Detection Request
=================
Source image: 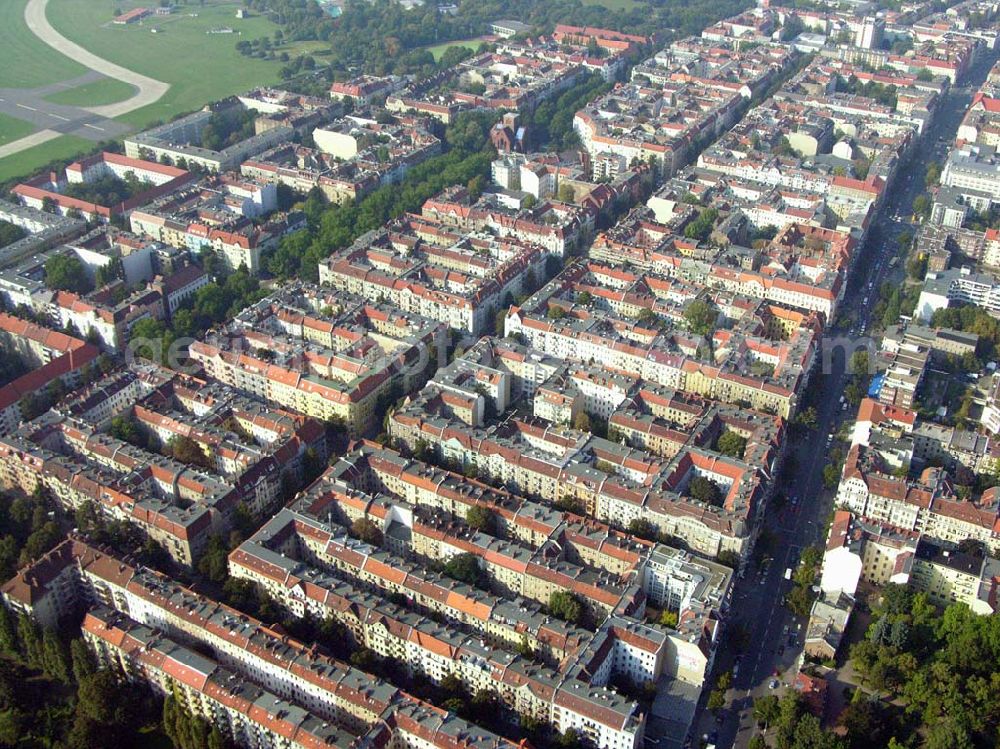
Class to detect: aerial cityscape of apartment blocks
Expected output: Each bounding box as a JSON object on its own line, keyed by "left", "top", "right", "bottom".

{"left": 2, "top": 0, "right": 1000, "bottom": 747}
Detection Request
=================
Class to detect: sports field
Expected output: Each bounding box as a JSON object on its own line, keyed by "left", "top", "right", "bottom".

{"left": 46, "top": 0, "right": 285, "bottom": 128}
{"left": 43, "top": 78, "right": 137, "bottom": 107}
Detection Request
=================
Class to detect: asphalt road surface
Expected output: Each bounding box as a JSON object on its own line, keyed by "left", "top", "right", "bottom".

{"left": 681, "top": 49, "right": 999, "bottom": 749}
{"left": 0, "top": 75, "right": 132, "bottom": 158}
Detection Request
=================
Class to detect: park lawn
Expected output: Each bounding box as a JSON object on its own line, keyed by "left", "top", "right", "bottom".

{"left": 425, "top": 38, "right": 489, "bottom": 61}
{"left": 0, "top": 134, "right": 92, "bottom": 183}
{"left": 0, "top": 114, "right": 37, "bottom": 147}
{"left": 43, "top": 78, "right": 137, "bottom": 107}
{"left": 0, "top": 0, "right": 87, "bottom": 88}
{"left": 47, "top": 0, "right": 285, "bottom": 129}
{"left": 280, "top": 39, "right": 333, "bottom": 58}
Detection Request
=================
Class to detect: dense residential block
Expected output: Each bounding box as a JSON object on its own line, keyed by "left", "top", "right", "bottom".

{"left": 189, "top": 284, "right": 447, "bottom": 433}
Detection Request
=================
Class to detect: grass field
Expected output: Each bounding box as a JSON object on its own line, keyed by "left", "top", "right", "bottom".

{"left": 43, "top": 77, "right": 137, "bottom": 107}
{"left": 0, "top": 0, "right": 87, "bottom": 89}
{"left": 47, "top": 0, "right": 285, "bottom": 128}
{"left": 581, "top": 0, "right": 642, "bottom": 8}
{"left": 0, "top": 115, "right": 37, "bottom": 147}
{"left": 424, "top": 38, "right": 491, "bottom": 61}
{"left": 0, "top": 135, "right": 92, "bottom": 183}
{"left": 281, "top": 39, "right": 333, "bottom": 58}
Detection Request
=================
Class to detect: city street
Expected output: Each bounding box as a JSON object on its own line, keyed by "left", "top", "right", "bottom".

{"left": 684, "top": 50, "right": 1000, "bottom": 749}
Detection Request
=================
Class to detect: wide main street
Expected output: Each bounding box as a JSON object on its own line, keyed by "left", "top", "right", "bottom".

{"left": 683, "top": 50, "right": 1000, "bottom": 749}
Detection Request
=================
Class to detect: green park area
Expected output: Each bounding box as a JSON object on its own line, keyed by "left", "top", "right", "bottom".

{"left": 0, "top": 0, "right": 85, "bottom": 89}
{"left": 425, "top": 37, "right": 490, "bottom": 62}
{"left": 46, "top": 0, "right": 285, "bottom": 128}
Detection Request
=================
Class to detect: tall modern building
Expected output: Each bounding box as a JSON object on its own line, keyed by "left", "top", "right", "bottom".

{"left": 856, "top": 17, "right": 884, "bottom": 50}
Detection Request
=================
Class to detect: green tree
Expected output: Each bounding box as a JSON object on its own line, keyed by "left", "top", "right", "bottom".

{"left": 844, "top": 381, "right": 864, "bottom": 406}
{"left": 548, "top": 590, "right": 584, "bottom": 625}
{"left": 0, "top": 220, "right": 27, "bottom": 248}
{"left": 70, "top": 638, "right": 96, "bottom": 684}
{"left": 707, "top": 688, "right": 726, "bottom": 711}
{"left": 0, "top": 606, "right": 16, "bottom": 655}
{"left": 41, "top": 629, "right": 70, "bottom": 684}
{"left": 16, "top": 614, "right": 42, "bottom": 669}
{"left": 919, "top": 162, "right": 943, "bottom": 193}
{"left": 924, "top": 719, "right": 973, "bottom": 749}
{"left": 465, "top": 505, "right": 494, "bottom": 533}
{"left": 129, "top": 318, "right": 174, "bottom": 366}
{"left": 627, "top": 518, "right": 657, "bottom": 541}
{"left": 684, "top": 298, "right": 717, "bottom": 336}
{"left": 443, "top": 553, "right": 484, "bottom": 587}
{"left": 168, "top": 435, "right": 211, "bottom": 468}
{"left": 44, "top": 255, "right": 92, "bottom": 295}
{"left": 786, "top": 584, "right": 815, "bottom": 616}
{"left": 74, "top": 669, "right": 133, "bottom": 728}
{"left": 557, "top": 728, "right": 582, "bottom": 749}
{"left": 109, "top": 415, "right": 144, "bottom": 447}
{"left": 716, "top": 430, "right": 747, "bottom": 458}
{"left": 795, "top": 406, "right": 818, "bottom": 430}
{"left": 349, "top": 647, "right": 376, "bottom": 670}
{"left": 683, "top": 208, "right": 719, "bottom": 242}
{"left": 849, "top": 350, "right": 870, "bottom": 376}
{"left": 350, "top": 517, "right": 383, "bottom": 545}
{"left": 688, "top": 475, "right": 722, "bottom": 505}
{"left": 197, "top": 534, "right": 230, "bottom": 583}
{"left": 753, "top": 694, "right": 780, "bottom": 728}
